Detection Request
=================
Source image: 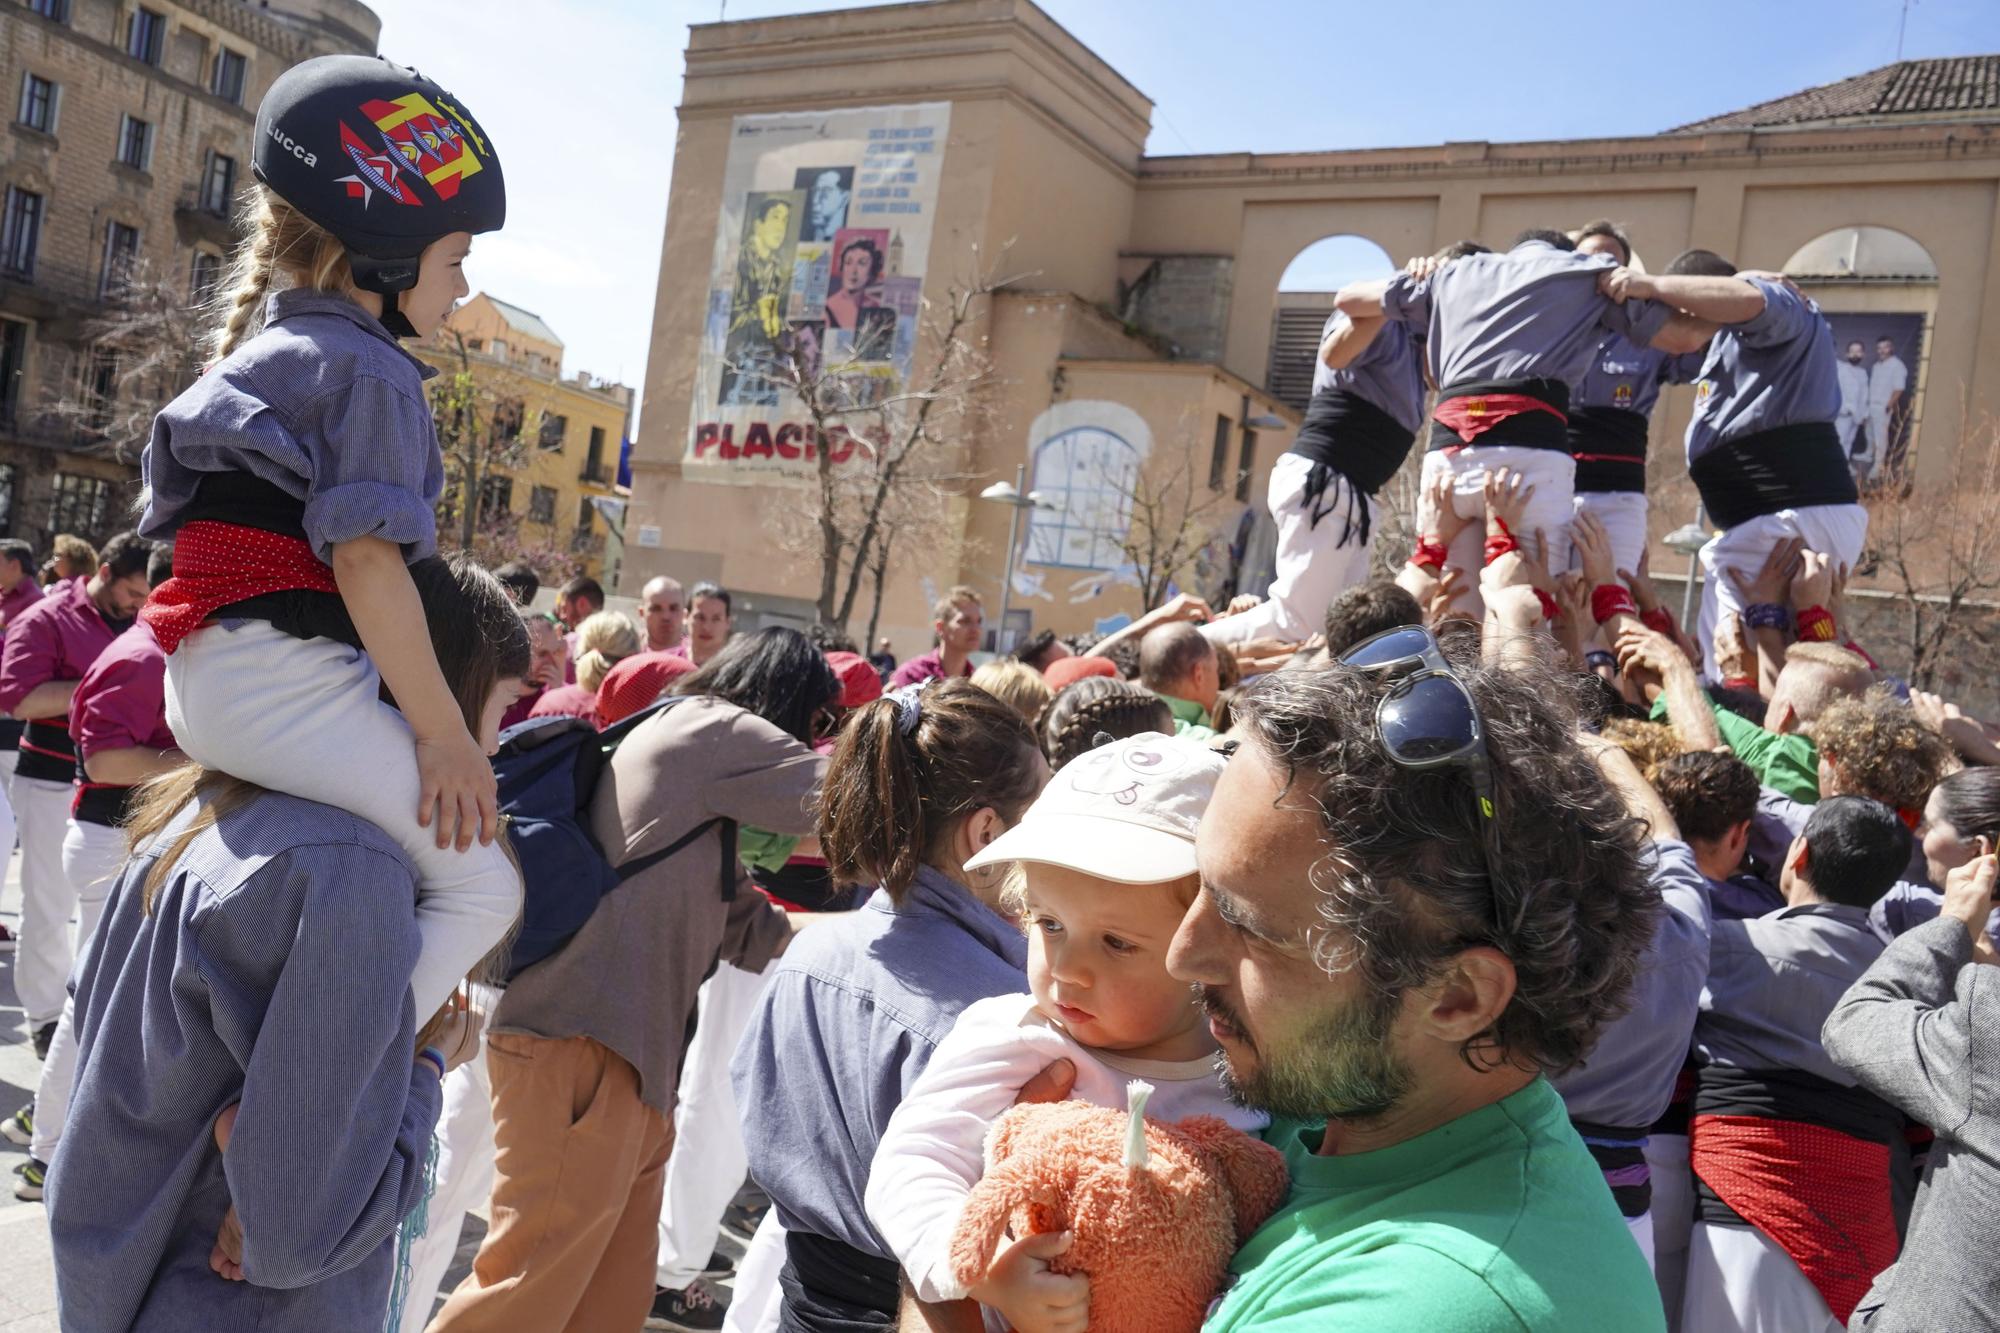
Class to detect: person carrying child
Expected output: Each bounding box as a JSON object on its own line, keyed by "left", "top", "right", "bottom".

{"left": 136, "top": 53, "right": 512, "bottom": 1019}
{"left": 866, "top": 731, "right": 1266, "bottom": 1333}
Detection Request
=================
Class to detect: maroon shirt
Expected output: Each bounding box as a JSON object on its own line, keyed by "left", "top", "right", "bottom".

{"left": 0, "top": 578, "right": 128, "bottom": 783}
{"left": 500, "top": 688, "right": 544, "bottom": 732}
{"left": 68, "top": 620, "right": 174, "bottom": 826}
{"left": 888, "top": 648, "right": 972, "bottom": 690}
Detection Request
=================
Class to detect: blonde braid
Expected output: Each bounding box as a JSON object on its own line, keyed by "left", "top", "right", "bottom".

{"left": 206, "top": 187, "right": 353, "bottom": 365}
{"left": 209, "top": 195, "right": 279, "bottom": 364}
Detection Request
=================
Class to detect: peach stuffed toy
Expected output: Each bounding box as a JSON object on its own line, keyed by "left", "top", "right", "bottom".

{"left": 947, "top": 1081, "right": 1289, "bottom": 1333}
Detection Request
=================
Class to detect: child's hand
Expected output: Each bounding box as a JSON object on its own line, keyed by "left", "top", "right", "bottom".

{"left": 211, "top": 1205, "right": 246, "bottom": 1281}
{"left": 969, "top": 1230, "right": 1090, "bottom": 1333}
{"left": 415, "top": 726, "right": 500, "bottom": 851}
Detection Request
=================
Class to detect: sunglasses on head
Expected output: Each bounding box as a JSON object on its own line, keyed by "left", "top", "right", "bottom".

{"left": 1338, "top": 625, "right": 1496, "bottom": 824}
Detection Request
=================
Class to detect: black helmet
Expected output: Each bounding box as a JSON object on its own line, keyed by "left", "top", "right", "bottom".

{"left": 253, "top": 54, "right": 504, "bottom": 335}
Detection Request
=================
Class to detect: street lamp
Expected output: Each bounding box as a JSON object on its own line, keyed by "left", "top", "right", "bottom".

{"left": 981, "top": 463, "right": 1057, "bottom": 653}
{"left": 1663, "top": 507, "right": 1712, "bottom": 631}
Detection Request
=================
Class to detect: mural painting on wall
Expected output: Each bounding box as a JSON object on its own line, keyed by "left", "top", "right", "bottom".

{"left": 687, "top": 102, "right": 951, "bottom": 484}
{"left": 1824, "top": 312, "right": 1924, "bottom": 485}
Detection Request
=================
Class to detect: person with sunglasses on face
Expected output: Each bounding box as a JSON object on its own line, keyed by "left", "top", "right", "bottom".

{"left": 1169, "top": 630, "right": 1674, "bottom": 1332}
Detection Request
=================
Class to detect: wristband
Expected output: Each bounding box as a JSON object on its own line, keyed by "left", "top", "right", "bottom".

{"left": 1585, "top": 649, "right": 1617, "bottom": 674}
{"left": 1796, "top": 605, "right": 1837, "bottom": 642}
{"left": 1411, "top": 538, "right": 1449, "bottom": 572}
{"left": 1590, "top": 585, "right": 1638, "bottom": 625}
{"left": 1743, "top": 602, "right": 1790, "bottom": 632}
{"left": 1534, "top": 588, "right": 1560, "bottom": 622}
{"left": 417, "top": 1047, "right": 446, "bottom": 1080}
{"left": 1640, "top": 607, "right": 1675, "bottom": 636}
{"left": 1483, "top": 518, "right": 1519, "bottom": 565}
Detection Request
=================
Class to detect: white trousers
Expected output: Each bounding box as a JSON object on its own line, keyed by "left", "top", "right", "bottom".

{"left": 14, "top": 775, "right": 76, "bottom": 1027}
{"left": 1681, "top": 1221, "right": 1845, "bottom": 1333}
{"left": 1646, "top": 1133, "right": 1694, "bottom": 1333}
{"left": 722, "top": 1210, "right": 787, "bottom": 1333}
{"left": 1422, "top": 446, "right": 1578, "bottom": 613}
{"left": 167, "top": 620, "right": 520, "bottom": 1018}
{"left": 1626, "top": 1211, "right": 1656, "bottom": 1273}
{"left": 1203, "top": 452, "right": 1377, "bottom": 648}
{"left": 1573, "top": 490, "right": 1650, "bottom": 587}
{"left": 657, "top": 964, "right": 768, "bottom": 1289}
{"left": 397, "top": 985, "right": 500, "bottom": 1333}
{"left": 0, "top": 744, "right": 18, "bottom": 804}
{"left": 1696, "top": 504, "right": 1869, "bottom": 679}
{"left": 28, "top": 818, "right": 126, "bottom": 1161}
{"left": 1865, "top": 409, "right": 1892, "bottom": 476}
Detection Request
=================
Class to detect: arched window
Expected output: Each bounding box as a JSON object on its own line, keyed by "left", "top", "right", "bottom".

{"left": 1783, "top": 226, "right": 1938, "bottom": 282}
{"left": 1025, "top": 425, "right": 1141, "bottom": 571}
{"left": 1269, "top": 234, "right": 1396, "bottom": 411}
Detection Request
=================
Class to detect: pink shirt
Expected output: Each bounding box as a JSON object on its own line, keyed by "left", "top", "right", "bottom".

{"left": 70, "top": 620, "right": 175, "bottom": 759}
{"left": 527, "top": 684, "right": 598, "bottom": 725}
{"left": 0, "top": 577, "right": 125, "bottom": 715}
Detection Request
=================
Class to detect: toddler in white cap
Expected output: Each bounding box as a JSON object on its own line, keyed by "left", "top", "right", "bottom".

{"left": 865, "top": 731, "right": 1265, "bottom": 1333}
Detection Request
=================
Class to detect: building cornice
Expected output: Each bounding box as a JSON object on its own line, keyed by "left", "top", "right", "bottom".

{"left": 1136, "top": 122, "right": 2000, "bottom": 187}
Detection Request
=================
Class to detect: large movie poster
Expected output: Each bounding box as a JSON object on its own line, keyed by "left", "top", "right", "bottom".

{"left": 1824, "top": 312, "right": 1925, "bottom": 483}
{"left": 686, "top": 103, "right": 951, "bottom": 485}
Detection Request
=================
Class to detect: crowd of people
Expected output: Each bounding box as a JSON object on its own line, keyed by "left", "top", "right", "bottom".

{"left": 3, "top": 49, "right": 1997, "bottom": 1333}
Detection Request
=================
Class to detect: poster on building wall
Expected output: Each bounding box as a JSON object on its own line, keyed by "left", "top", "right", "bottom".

{"left": 1823, "top": 312, "right": 1925, "bottom": 483}
{"left": 685, "top": 103, "right": 952, "bottom": 485}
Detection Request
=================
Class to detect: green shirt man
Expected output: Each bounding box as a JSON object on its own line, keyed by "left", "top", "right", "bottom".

{"left": 1159, "top": 692, "right": 1218, "bottom": 742}
{"left": 1205, "top": 1079, "right": 1665, "bottom": 1331}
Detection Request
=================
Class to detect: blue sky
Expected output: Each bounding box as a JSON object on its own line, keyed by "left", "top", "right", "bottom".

{"left": 362, "top": 0, "right": 2000, "bottom": 422}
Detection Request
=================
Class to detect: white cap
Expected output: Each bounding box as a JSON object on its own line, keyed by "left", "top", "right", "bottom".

{"left": 964, "top": 731, "right": 1225, "bottom": 884}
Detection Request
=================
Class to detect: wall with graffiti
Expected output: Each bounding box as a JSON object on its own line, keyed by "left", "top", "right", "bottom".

{"left": 684, "top": 102, "right": 951, "bottom": 484}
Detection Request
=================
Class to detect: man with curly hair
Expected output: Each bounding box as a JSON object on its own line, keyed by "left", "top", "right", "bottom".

{"left": 1173, "top": 649, "right": 1676, "bottom": 1331}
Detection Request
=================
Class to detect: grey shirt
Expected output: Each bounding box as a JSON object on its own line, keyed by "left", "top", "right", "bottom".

{"left": 1312, "top": 312, "right": 1426, "bottom": 436}
{"left": 1554, "top": 840, "right": 1711, "bottom": 1131}
{"left": 140, "top": 290, "right": 445, "bottom": 564}
{"left": 1682, "top": 278, "right": 1842, "bottom": 464}
{"left": 1380, "top": 239, "right": 1671, "bottom": 391}
{"left": 1696, "top": 901, "right": 1884, "bottom": 1085}
{"left": 46, "top": 792, "right": 440, "bottom": 1333}
{"left": 1574, "top": 334, "right": 1685, "bottom": 417}
{"left": 732, "top": 865, "right": 1029, "bottom": 1259}
{"left": 494, "top": 696, "right": 820, "bottom": 1116}
{"left": 1825, "top": 917, "right": 2000, "bottom": 1333}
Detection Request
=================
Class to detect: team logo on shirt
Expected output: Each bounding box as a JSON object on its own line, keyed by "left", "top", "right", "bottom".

{"left": 1696, "top": 380, "right": 1715, "bottom": 407}
{"left": 1612, "top": 383, "right": 1634, "bottom": 408}
{"left": 334, "top": 93, "right": 485, "bottom": 208}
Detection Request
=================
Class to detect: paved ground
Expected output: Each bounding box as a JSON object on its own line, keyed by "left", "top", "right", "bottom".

{"left": 0, "top": 848, "right": 750, "bottom": 1331}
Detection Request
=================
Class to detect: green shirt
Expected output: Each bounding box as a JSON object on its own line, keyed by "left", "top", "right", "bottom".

{"left": 1204, "top": 1079, "right": 1664, "bottom": 1333}
{"left": 737, "top": 825, "right": 800, "bottom": 874}
{"left": 1650, "top": 693, "right": 1820, "bottom": 804}
{"left": 1159, "top": 693, "right": 1218, "bottom": 742}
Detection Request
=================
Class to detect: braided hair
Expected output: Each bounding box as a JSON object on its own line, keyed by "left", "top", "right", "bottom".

{"left": 1039, "top": 676, "right": 1173, "bottom": 771}
{"left": 207, "top": 187, "right": 354, "bottom": 364}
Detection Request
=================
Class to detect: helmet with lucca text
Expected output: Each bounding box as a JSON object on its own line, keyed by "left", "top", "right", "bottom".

{"left": 252, "top": 54, "right": 504, "bottom": 335}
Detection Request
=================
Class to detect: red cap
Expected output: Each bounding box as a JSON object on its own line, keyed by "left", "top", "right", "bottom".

{"left": 596, "top": 650, "right": 698, "bottom": 727}
{"left": 825, "top": 651, "right": 883, "bottom": 709}
{"left": 1042, "top": 655, "right": 1118, "bottom": 691}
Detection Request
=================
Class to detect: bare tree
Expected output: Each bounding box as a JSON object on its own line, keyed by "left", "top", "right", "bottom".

{"left": 47, "top": 259, "right": 209, "bottom": 466}
{"left": 1849, "top": 418, "right": 2000, "bottom": 691}
{"left": 761, "top": 250, "right": 1023, "bottom": 632}
{"left": 1108, "top": 432, "right": 1237, "bottom": 612}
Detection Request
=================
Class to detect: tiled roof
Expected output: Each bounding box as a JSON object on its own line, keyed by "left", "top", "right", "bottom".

{"left": 1671, "top": 55, "right": 2000, "bottom": 132}
{"left": 484, "top": 295, "right": 565, "bottom": 349}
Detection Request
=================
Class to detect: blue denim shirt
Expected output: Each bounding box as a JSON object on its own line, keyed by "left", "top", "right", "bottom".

{"left": 46, "top": 791, "right": 441, "bottom": 1333}
{"left": 140, "top": 289, "right": 444, "bottom": 564}
{"left": 1553, "top": 839, "right": 1712, "bottom": 1132}
{"left": 731, "top": 865, "right": 1029, "bottom": 1259}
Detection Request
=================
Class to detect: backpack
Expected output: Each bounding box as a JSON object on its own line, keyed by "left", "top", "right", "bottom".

{"left": 493, "top": 696, "right": 737, "bottom": 980}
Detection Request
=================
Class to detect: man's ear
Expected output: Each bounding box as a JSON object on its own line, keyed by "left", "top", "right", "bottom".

{"left": 1419, "top": 946, "right": 1517, "bottom": 1047}
{"left": 1790, "top": 838, "right": 1811, "bottom": 878}
{"left": 1769, "top": 700, "right": 1797, "bottom": 735}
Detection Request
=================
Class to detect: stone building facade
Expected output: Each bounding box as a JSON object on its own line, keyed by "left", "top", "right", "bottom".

{"left": 623, "top": 2, "right": 2000, "bottom": 661}
{"left": 0, "top": 0, "right": 377, "bottom": 555}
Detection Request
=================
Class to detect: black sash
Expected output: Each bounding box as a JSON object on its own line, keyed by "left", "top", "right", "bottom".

{"left": 1427, "top": 375, "right": 1571, "bottom": 454}
{"left": 1568, "top": 406, "right": 1650, "bottom": 494}
{"left": 18, "top": 718, "right": 76, "bottom": 784}
{"left": 778, "top": 1231, "right": 901, "bottom": 1330}
{"left": 1572, "top": 1118, "right": 1653, "bottom": 1219}
{"left": 178, "top": 473, "right": 360, "bottom": 649}
{"left": 1287, "top": 389, "right": 1417, "bottom": 495}
{"left": 72, "top": 781, "right": 136, "bottom": 827}
{"left": 1688, "top": 422, "right": 1858, "bottom": 528}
